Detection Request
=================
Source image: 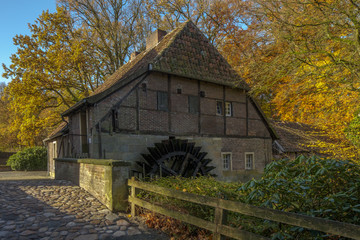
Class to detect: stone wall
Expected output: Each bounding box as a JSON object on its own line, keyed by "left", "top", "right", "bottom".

{"left": 55, "top": 158, "right": 131, "bottom": 212}
{"left": 91, "top": 133, "right": 272, "bottom": 182}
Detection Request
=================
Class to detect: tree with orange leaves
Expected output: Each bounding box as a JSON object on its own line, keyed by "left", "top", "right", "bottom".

{"left": 226, "top": 0, "right": 360, "bottom": 159}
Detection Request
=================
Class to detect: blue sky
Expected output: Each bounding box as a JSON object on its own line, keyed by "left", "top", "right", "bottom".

{"left": 0, "top": 0, "right": 57, "bottom": 84}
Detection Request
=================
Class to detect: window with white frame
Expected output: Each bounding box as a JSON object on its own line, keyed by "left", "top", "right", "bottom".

{"left": 245, "top": 152, "right": 254, "bottom": 170}
{"left": 216, "top": 101, "right": 223, "bottom": 115}
{"left": 222, "top": 152, "right": 232, "bottom": 170}
{"left": 225, "top": 102, "right": 232, "bottom": 116}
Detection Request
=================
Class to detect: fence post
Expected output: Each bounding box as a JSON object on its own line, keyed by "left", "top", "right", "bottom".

{"left": 130, "top": 176, "right": 136, "bottom": 217}
{"left": 214, "top": 200, "right": 227, "bottom": 240}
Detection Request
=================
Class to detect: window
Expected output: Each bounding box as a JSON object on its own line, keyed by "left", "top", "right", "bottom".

{"left": 52, "top": 141, "right": 57, "bottom": 159}
{"left": 245, "top": 152, "right": 254, "bottom": 170}
{"left": 222, "top": 152, "right": 232, "bottom": 170}
{"left": 216, "top": 101, "right": 223, "bottom": 115}
{"left": 188, "top": 96, "right": 199, "bottom": 114}
{"left": 225, "top": 102, "right": 232, "bottom": 116}
{"left": 157, "top": 91, "right": 168, "bottom": 111}
{"left": 112, "top": 110, "right": 119, "bottom": 131}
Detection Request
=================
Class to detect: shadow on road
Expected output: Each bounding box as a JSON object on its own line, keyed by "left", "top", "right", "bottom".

{"left": 0, "top": 179, "right": 169, "bottom": 240}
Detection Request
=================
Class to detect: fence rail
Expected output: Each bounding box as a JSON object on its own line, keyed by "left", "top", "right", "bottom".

{"left": 128, "top": 177, "right": 360, "bottom": 240}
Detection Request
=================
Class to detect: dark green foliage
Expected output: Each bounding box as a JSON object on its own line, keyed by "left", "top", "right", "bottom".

{"left": 6, "top": 147, "right": 47, "bottom": 171}
{"left": 240, "top": 156, "right": 360, "bottom": 222}
{"left": 238, "top": 155, "right": 360, "bottom": 239}
{"left": 141, "top": 156, "right": 360, "bottom": 239}
{"left": 139, "top": 176, "right": 241, "bottom": 220}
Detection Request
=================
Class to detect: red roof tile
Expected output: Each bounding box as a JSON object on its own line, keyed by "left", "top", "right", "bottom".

{"left": 271, "top": 120, "right": 328, "bottom": 153}
{"left": 90, "top": 20, "right": 248, "bottom": 98}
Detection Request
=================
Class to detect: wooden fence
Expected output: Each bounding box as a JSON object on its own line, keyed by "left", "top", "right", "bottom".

{"left": 128, "top": 177, "right": 360, "bottom": 240}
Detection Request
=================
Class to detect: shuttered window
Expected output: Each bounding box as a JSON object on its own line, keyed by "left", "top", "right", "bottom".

{"left": 188, "top": 96, "right": 199, "bottom": 114}
{"left": 216, "top": 101, "right": 223, "bottom": 115}
{"left": 157, "top": 91, "right": 168, "bottom": 111}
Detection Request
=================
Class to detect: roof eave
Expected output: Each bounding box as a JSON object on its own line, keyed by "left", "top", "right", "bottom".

{"left": 249, "top": 97, "right": 279, "bottom": 140}
{"left": 62, "top": 99, "right": 87, "bottom": 117}
{"left": 151, "top": 68, "right": 250, "bottom": 91}
{"left": 86, "top": 66, "right": 149, "bottom": 104}
{"left": 43, "top": 126, "right": 69, "bottom": 143}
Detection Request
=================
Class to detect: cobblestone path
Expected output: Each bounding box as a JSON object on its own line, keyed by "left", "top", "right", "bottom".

{"left": 0, "top": 179, "right": 169, "bottom": 240}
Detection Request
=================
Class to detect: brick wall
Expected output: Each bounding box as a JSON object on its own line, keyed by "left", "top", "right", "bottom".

{"left": 118, "top": 107, "right": 136, "bottom": 130}
{"left": 69, "top": 112, "right": 81, "bottom": 157}
{"left": 89, "top": 72, "right": 272, "bottom": 139}
{"left": 139, "top": 110, "right": 169, "bottom": 132}
{"left": 80, "top": 72, "right": 274, "bottom": 179}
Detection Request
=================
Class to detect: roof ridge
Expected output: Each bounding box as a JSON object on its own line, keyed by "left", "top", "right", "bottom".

{"left": 150, "top": 21, "right": 190, "bottom": 65}
{"left": 150, "top": 20, "right": 249, "bottom": 90}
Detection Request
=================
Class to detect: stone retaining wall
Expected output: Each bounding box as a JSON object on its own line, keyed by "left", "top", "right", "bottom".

{"left": 92, "top": 133, "right": 270, "bottom": 182}
{"left": 54, "top": 158, "right": 131, "bottom": 212}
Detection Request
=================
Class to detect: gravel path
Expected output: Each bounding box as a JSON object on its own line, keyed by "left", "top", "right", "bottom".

{"left": 0, "top": 179, "right": 169, "bottom": 240}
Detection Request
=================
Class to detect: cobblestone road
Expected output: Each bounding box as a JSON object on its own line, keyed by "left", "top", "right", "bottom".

{"left": 0, "top": 179, "right": 169, "bottom": 240}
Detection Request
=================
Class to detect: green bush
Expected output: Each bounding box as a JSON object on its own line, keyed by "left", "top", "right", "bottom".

{"left": 6, "top": 146, "right": 47, "bottom": 171}
{"left": 142, "top": 156, "right": 360, "bottom": 239}
{"left": 238, "top": 155, "right": 360, "bottom": 239}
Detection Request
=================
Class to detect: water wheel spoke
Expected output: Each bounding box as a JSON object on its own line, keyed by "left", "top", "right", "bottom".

{"left": 138, "top": 138, "right": 215, "bottom": 178}
{"left": 192, "top": 147, "right": 201, "bottom": 157}
{"left": 192, "top": 161, "right": 203, "bottom": 177}
{"left": 160, "top": 164, "right": 178, "bottom": 176}
{"left": 179, "top": 152, "right": 190, "bottom": 176}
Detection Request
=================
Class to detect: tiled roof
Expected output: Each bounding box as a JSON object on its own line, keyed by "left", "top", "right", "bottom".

{"left": 150, "top": 21, "right": 249, "bottom": 89}
{"left": 92, "top": 21, "right": 248, "bottom": 97}
{"left": 271, "top": 120, "right": 323, "bottom": 153}
{"left": 62, "top": 21, "right": 249, "bottom": 116}
{"left": 44, "top": 121, "right": 68, "bottom": 141}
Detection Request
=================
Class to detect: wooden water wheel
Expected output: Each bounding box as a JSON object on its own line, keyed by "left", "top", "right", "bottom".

{"left": 137, "top": 138, "right": 215, "bottom": 178}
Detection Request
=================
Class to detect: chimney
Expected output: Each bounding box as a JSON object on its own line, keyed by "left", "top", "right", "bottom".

{"left": 146, "top": 29, "right": 167, "bottom": 50}
{"left": 130, "top": 51, "right": 140, "bottom": 61}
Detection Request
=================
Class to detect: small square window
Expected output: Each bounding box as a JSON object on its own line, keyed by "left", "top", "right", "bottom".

{"left": 216, "top": 101, "right": 223, "bottom": 115}
{"left": 157, "top": 91, "right": 168, "bottom": 111}
{"left": 222, "top": 152, "right": 232, "bottom": 170}
{"left": 245, "top": 153, "right": 254, "bottom": 170}
{"left": 188, "top": 96, "right": 199, "bottom": 114}
{"left": 225, "top": 102, "right": 232, "bottom": 116}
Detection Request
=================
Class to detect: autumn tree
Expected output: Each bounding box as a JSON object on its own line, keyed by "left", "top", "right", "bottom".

{"left": 58, "top": 0, "right": 150, "bottom": 75}
{"left": 0, "top": 83, "right": 18, "bottom": 150}
{"left": 236, "top": 0, "right": 360, "bottom": 159}
{"left": 145, "top": 0, "right": 252, "bottom": 47}
{"left": 152, "top": 0, "right": 360, "bottom": 159}
{"left": 2, "top": 7, "right": 104, "bottom": 146}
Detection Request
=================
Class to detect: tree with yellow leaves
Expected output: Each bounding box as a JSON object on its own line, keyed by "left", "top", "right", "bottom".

{"left": 229, "top": 0, "right": 360, "bottom": 159}
{"left": 2, "top": 7, "right": 105, "bottom": 146}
